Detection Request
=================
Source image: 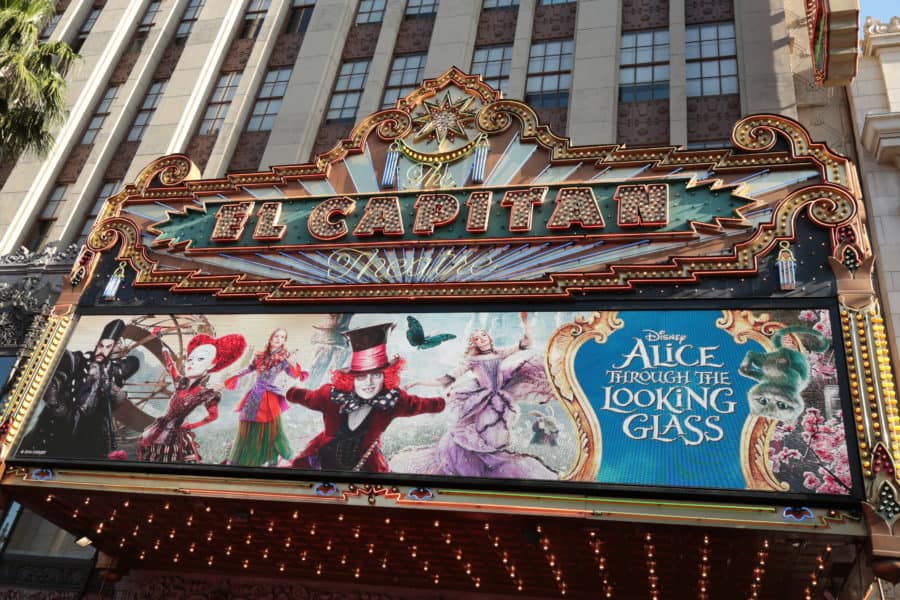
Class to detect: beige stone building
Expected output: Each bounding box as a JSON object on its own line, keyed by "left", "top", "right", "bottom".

{"left": 6, "top": 0, "right": 900, "bottom": 598}
{"left": 0, "top": 0, "right": 861, "bottom": 253}
{"left": 850, "top": 17, "right": 900, "bottom": 399}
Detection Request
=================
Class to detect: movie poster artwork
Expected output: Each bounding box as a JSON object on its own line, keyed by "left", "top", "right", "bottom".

{"left": 14, "top": 309, "right": 855, "bottom": 497}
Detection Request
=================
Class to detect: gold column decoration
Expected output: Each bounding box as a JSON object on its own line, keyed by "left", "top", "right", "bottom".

{"left": 874, "top": 312, "right": 900, "bottom": 460}
{"left": 841, "top": 303, "right": 900, "bottom": 484}
{"left": 716, "top": 310, "right": 789, "bottom": 492}
{"left": 544, "top": 311, "right": 624, "bottom": 481}
{"left": 0, "top": 315, "right": 73, "bottom": 462}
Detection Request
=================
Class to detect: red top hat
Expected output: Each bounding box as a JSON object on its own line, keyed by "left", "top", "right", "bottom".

{"left": 187, "top": 333, "right": 247, "bottom": 373}
{"left": 341, "top": 323, "right": 399, "bottom": 374}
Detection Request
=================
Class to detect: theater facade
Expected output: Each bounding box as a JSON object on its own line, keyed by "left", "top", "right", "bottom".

{"left": 0, "top": 69, "right": 892, "bottom": 598}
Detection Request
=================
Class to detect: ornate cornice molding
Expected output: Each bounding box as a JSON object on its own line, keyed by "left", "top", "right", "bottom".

{"left": 861, "top": 112, "right": 900, "bottom": 168}
{"left": 0, "top": 243, "right": 81, "bottom": 271}
{"left": 863, "top": 16, "right": 900, "bottom": 57}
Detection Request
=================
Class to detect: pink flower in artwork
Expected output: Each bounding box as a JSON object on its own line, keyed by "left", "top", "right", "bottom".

{"left": 770, "top": 408, "right": 852, "bottom": 494}
{"left": 799, "top": 310, "right": 818, "bottom": 323}
{"left": 806, "top": 352, "right": 837, "bottom": 381}
{"left": 803, "top": 472, "right": 821, "bottom": 489}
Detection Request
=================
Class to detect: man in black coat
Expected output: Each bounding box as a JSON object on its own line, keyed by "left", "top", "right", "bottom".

{"left": 18, "top": 319, "right": 140, "bottom": 459}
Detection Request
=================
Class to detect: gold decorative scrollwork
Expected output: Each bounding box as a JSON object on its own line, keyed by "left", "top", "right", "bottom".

{"left": 132, "top": 155, "right": 200, "bottom": 193}
{"left": 374, "top": 110, "right": 412, "bottom": 140}
{"left": 716, "top": 310, "right": 784, "bottom": 351}
{"left": 86, "top": 219, "right": 124, "bottom": 253}
{"left": 717, "top": 309, "right": 792, "bottom": 492}
{"left": 546, "top": 312, "right": 624, "bottom": 481}
{"left": 740, "top": 416, "right": 791, "bottom": 491}
{"left": 476, "top": 100, "right": 514, "bottom": 134}
{"left": 731, "top": 114, "right": 853, "bottom": 187}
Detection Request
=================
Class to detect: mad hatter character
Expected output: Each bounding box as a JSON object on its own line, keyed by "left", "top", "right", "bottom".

{"left": 224, "top": 328, "right": 308, "bottom": 466}
{"left": 138, "top": 333, "right": 246, "bottom": 464}
{"left": 19, "top": 319, "right": 140, "bottom": 459}
{"left": 285, "top": 323, "right": 445, "bottom": 473}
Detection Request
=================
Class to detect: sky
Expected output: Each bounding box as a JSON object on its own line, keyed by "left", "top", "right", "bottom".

{"left": 859, "top": 0, "right": 897, "bottom": 22}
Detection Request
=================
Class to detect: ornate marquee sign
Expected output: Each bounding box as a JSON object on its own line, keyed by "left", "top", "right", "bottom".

{"left": 3, "top": 68, "right": 896, "bottom": 514}
{"left": 63, "top": 69, "right": 866, "bottom": 303}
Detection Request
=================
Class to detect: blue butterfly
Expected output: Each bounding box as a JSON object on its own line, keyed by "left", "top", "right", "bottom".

{"left": 406, "top": 316, "right": 456, "bottom": 350}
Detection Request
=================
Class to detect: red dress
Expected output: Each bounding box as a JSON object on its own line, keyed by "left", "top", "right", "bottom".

{"left": 286, "top": 385, "right": 445, "bottom": 473}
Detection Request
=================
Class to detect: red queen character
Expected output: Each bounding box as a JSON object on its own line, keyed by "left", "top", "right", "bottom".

{"left": 286, "top": 323, "right": 445, "bottom": 473}
{"left": 138, "top": 333, "right": 247, "bottom": 464}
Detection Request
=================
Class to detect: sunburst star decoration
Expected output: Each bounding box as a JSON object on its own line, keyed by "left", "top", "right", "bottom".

{"left": 412, "top": 91, "right": 478, "bottom": 147}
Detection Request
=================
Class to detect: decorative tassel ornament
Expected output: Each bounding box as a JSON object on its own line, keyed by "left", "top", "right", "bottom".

{"left": 382, "top": 142, "right": 401, "bottom": 188}
{"left": 102, "top": 261, "right": 128, "bottom": 301}
{"left": 775, "top": 240, "right": 797, "bottom": 290}
{"left": 470, "top": 135, "right": 489, "bottom": 184}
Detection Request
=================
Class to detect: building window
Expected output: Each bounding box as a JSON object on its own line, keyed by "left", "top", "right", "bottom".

{"left": 327, "top": 59, "right": 369, "bottom": 121}
{"left": 285, "top": 0, "right": 314, "bottom": 34}
{"left": 26, "top": 185, "right": 67, "bottom": 250}
{"left": 483, "top": 0, "right": 518, "bottom": 8}
{"left": 685, "top": 21, "right": 737, "bottom": 97}
{"left": 241, "top": 0, "right": 270, "bottom": 39}
{"left": 686, "top": 139, "right": 729, "bottom": 150}
{"left": 405, "top": 0, "right": 438, "bottom": 17}
{"left": 72, "top": 8, "right": 101, "bottom": 52}
{"left": 619, "top": 29, "right": 669, "bottom": 102}
{"left": 77, "top": 181, "right": 121, "bottom": 244}
{"left": 538, "top": 0, "right": 574, "bottom": 4}
{"left": 39, "top": 12, "right": 61, "bottom": 41}
{"left": 356, "top": 0, "right": 386, "bottom": 24}
{"left": 132, "top": 0, "right": 161, "bottom": 52}
{"left": 81, "top": 86, "right": 117, "bottom": 145}
{"left": 471, "top": 45, "right": 512, "bottom": 95}
{"left": 41, "top": 185, "right": 67, "bottom": 224}
{"left": 381, "top": 54, "right": 426, "bottom": 108}
{"left": 247, "top": 68, "right": 291, "bottom": 131}
{"left": 526, "top": 39, "right": 572, "bottom": 109}
{"left": 175, "top": 0, "right": 205, "bottom": 43}
{"left": 127, "top": 80, "right": 168, "bottom": 141}
{"left": 199, "top": 72, "right": 242, "bottom": 135}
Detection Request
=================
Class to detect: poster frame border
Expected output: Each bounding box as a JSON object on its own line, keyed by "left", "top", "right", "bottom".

{"left": 5, "top": 297, "right": 864, "bottom": 508}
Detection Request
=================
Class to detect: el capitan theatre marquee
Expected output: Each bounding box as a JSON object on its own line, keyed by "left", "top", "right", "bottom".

{"left": 1, "top": 71, "right": 897, "bottom": 592}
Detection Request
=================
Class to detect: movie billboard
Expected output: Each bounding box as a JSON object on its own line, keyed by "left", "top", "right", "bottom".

{"left": 13, "top": 309, "right": 856, "bottom": 497}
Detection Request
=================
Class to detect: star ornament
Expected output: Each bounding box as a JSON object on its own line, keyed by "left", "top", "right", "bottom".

{"left": 412, "top": 91, "right": 478, "bottom": 147}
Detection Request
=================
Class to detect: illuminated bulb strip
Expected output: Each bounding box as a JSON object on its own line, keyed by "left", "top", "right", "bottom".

{"left": 536, "top": 527, "right": 565, "bottom": 596}
{"left": 869, "top": 308, "right": 900, "bottom": 463}
{"left": 698, "top": 535, "right": 711, "bottom": 600}
{"left": 644, "top": 533, "right": 659, "bottom": 600}
{"left": 587, "top": 531, "right": 613, "bottom": 598}
{"left": 447, "top": 531, "right": 480, "bottom": 590}
{"left": 747, "top": 539, "right": 769, "bottom": 600}
{"left": 854, "top": 312, "right": 881, "bottom": 447}
{"left": 486, "top": 529, "right": 528, "bottom": 594}
{"left": 2, "top": 315, "right": 70, "bottom": 445}
{"left": 805, "top": 545, "right": 832, "bottom": 600}
{"left": 395, "top": 527, "right": 436, "bottom": 585}
{"left": 842, "top": 310, "right": 871, "bottom": 474}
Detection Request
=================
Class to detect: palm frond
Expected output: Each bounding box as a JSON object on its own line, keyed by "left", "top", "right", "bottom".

{"left": 0, "top": 0, "right": 78, "bottom": 158}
